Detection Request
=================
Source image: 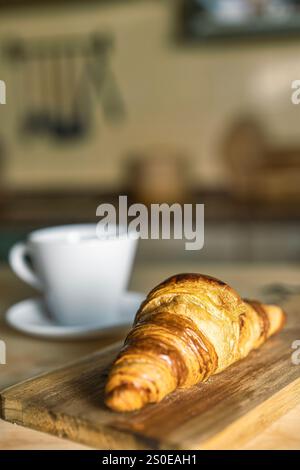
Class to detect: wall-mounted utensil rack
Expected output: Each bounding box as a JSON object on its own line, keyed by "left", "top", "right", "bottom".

{"left": 4, "top": 32, "right": 125, "bottom": 142}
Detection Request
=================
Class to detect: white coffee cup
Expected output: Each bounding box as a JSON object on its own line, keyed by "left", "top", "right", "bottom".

{"left": 9, "top": 224, "right": 138, "bottom": 326}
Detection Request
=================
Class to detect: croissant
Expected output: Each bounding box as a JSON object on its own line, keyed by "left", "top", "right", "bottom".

{"left": 105, "top": 273, "right": 286, "bottom": 412}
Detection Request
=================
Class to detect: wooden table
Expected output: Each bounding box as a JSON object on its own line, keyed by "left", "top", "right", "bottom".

{"left": 1, "top": 262, "right": 300, "bottom": 450}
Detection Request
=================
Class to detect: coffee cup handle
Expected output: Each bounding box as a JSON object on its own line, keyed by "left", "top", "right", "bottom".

{"left": 9, "top": 242, "right": 43, "bottom": 291}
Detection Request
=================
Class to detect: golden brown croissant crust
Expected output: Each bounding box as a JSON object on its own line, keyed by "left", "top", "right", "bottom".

{"left": 105, "top": 273, "right": 286, "bottom": 412}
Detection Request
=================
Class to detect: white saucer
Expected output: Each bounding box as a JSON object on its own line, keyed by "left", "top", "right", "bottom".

{"left": 6, "top": 291, "right": 145, "bottom": 340}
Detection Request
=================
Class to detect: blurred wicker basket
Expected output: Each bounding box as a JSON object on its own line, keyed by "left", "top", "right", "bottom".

{"left": 223, "top": 116, "right": 300, "bottom": 203}
{"left": 125, "top": 145, "right": 190, "bottom": 205}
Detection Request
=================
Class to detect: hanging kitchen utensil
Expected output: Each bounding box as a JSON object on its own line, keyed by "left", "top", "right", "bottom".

{"left": 19, "top": 46, "right": 45, "bottom": 135}
{"left": 70, "top": 49, "right": 92, "bottom": 139}
{"left": 23, "top": 47, "right": 52, "bottom": 136}
{"left": 88, "top": 35, "right": 125, "bottom": 122}
{"left": 50, "top": 45, "right": 90, "bottom": 141}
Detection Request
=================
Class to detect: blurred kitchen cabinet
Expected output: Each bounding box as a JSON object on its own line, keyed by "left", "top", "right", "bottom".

{"left": 136, "top": 220, "right": 300, "bottom": 263}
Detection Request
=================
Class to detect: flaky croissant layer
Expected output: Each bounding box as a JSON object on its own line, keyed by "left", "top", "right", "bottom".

{"left": 105, "top": 274, "right": 286, "bottom": 412}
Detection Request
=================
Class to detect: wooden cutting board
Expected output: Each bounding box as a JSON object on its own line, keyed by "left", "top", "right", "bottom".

{"left": 1, "top": 296, "right": 300, "bottom": 450}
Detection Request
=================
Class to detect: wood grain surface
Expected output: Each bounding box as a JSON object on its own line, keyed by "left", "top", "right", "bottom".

{"left": 1, "top": 294, "right": 300, "bottom": 450}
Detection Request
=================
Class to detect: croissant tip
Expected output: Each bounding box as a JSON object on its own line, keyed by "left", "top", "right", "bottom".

{"left": 105, "top": 385, "right": 145, "bottom": 413}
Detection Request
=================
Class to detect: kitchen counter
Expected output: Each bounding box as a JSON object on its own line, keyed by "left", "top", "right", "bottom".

{"left": 1, "top": 191, "right": 300, "bottom": 265}
{"left": 1, "top": 262, "right": 300, "bottom": 450}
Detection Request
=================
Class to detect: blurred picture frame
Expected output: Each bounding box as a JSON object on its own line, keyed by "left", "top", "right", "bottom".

{"left": 181, "top": 0, "right": 300, "bottom": 40}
